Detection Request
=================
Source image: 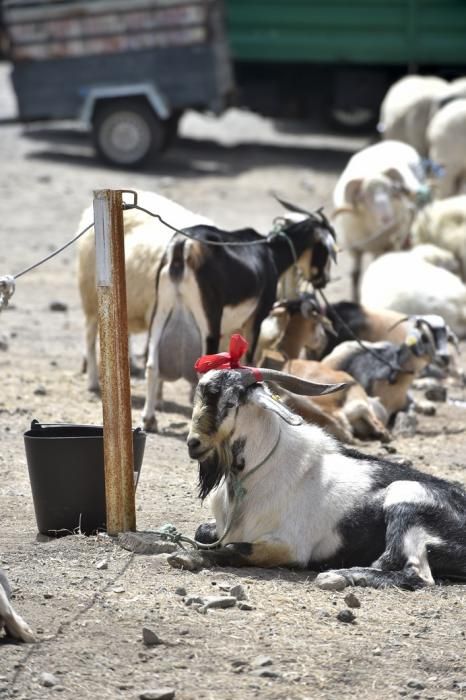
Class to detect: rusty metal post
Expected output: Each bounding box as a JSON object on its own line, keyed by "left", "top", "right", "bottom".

{"left": 93, "top": 189, "right": 136, "bottom": 535}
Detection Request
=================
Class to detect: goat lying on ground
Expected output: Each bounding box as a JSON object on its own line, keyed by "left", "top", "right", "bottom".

{"left": 0, "top": 568, "right": 34, "bottom": 642}
{"left": 142, "top": 209, "right": 337, "bottom": 431}
{"left": 321, "top": 316, "right": 452, "bottom": 419}
{"left": 186, "top": 346, "right": 466, "bottom": 589}
{"left": 256, "top": 292, "right": 330, "bottom": 364}
{"left": 275, "top": 359, "right": 389, "bottom": 443}
{"left": 322, "top": 303, "right": 458, "bottom": 359}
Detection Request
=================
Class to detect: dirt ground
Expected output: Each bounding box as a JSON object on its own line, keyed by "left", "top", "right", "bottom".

{"left": 0, "top": 63, "right": 465, "bottom": 700}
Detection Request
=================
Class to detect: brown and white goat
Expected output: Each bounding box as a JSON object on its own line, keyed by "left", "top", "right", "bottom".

{"left": 275, "top": 359, "right": 389, "bottom": 443}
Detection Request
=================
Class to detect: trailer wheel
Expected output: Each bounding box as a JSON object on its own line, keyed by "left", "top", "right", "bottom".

{"left": 92, "top": 99, "right": 167, "bottom": 167}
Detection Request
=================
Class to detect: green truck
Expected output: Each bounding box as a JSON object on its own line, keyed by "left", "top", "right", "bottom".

{"left": 226, "top": 0, "right": 466, "bottom": 127}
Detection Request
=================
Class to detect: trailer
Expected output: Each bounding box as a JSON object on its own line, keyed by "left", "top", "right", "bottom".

{"left": 2, "top": 0, "right": 233, "bottom": 166}
{"left": 225, "top": 0, "right": 466, "bottom": 128}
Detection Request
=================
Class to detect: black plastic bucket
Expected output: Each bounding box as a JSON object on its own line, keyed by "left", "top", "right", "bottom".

{"left": 24, "top": 420, "right": 146, "bottom": 536}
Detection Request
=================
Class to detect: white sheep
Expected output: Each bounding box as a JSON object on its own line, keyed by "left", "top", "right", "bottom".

{"left": 412, "top": 195, "right": 466, "bottom": 280}
{"left": 77, "top": 190, "right": 211, "bottom": 391}
{"left": 378, "top": 75, "right": 448, "bottom": 156}
{"left": 360, "top": 249, "right": 466, "bottom": 337}
{"left": 427, "top": 98, "right": 466, "bottom": 198}
{"left": 332, "top": 140, "right": 427, "bottom": 300}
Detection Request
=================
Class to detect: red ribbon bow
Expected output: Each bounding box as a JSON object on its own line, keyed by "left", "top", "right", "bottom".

{"left": 194, "top": 334, "right": 263, "bottom": 381}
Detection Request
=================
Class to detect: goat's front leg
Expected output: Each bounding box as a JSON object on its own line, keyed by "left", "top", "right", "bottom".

{"left": 142, "top": 311, "right": 169, "bottom": 432}
{"left": 192, "top": 526, "right": 296, "bottom": 568}
{"left": 350, "top": 251, "right": 362, "bottom": 303}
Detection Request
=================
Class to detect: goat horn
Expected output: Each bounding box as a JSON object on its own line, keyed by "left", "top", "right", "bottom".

{"left": 271, "top": 192, "right": 312, "bottom": 217}
{"left": 258, "top": 368, "right": 347, "bottom": 396}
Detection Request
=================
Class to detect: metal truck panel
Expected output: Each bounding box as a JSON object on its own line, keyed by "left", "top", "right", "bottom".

{"left": 3, "top": 0, "right": 233, "bottom": 121}
{"left": 4, "top": 0, "right": 209, "bottom": 61}
{"left": 226, "top": 0, "right": 466, "bottom": 66}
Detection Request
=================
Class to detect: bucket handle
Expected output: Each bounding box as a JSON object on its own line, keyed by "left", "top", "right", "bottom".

{"left": 30, "top": 419, "right": 145, "bottom": 435}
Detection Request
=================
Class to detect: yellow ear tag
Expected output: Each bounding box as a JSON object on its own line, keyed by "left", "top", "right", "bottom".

{"left": 406, "top": 335, "right": 417, "bottom": 346}
{"left": 271, "top": 394, "right": 282, "bottom": 403}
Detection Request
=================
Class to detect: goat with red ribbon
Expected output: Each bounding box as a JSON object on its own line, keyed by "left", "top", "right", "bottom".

{"left": 194, "top": 334, "right": 263, "bottom": 382}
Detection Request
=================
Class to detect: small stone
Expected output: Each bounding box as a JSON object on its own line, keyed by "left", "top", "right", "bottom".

{"left": 175, "top": 586, "right": 187, "bottom": 597}
{"left": 373, "top": 647, "right": 382, "bottom": 656}
{"left": 96, "top": 559, "right": 108, "bottom": 570}
{"left": 231, "top": 660, "right": 248, "bottom": 668}
{"left": 229, "top": 584, "right": 247, "bottom": 601}
{"left": 142, "top": 627, "right": 163, "bottom": 646}
{"left": 167, "top": 551, "right": 205, "bottom": 572}
{"left": 344, "top": 592, "right": 361, "bottom": 609}
{"left": 414, "top": 400, "right": 436, "bottom": 416}
{"left": 39, "top": 673, "right": 59, "bottom": 688}
{"left": 393, "top": 411, "right": 417, "bottom": 437}
{"left": 453, "top": 681, "right": 466, "bottom": 691}
{"left": 252, "top": 655, "right": 273, "bottom": 668}
{"left": 139, "top": 689, "right": 175, "bottom": 700}
{"left": 184, "top": 596, "right": 204, "bottom": 606}
{"left": 425, "top": 385, "right": 447, "bottom": 402}
{"left": 118, "top": 531, "right": 178, "bottom": 555}
{"left": 0, "top": 335, "right": 8, "bottom": 352}
{"left": 337, "top": 609, "right": 356, "bottom": 624}
{"left": 382, "top": 444, "right": 397, "bottom": 454}
{"left": 412, "top": 377, "right": 439, "bottom": 392}
{"left": 43, "top": 593, "right": 53, "bottom": 599}
{"left": 201, "top": 596, "right": 236, "bottom": 610}
{"left": 251, "top": 669, "right": 281, "bottom": 679}
{"left": 33, "top": 385, "right": 47, "bottom": 396}
{"left": 238, "top": 602, "right": 254, "bottom": 611}
{"left": 49, "top": 301, "right": 68, "bottom": 312}
{"left": 407, "top": 679, "right": 425, "bottom": 690}
{"left": 315, "top": 571, "right": 347, "bottom": 591}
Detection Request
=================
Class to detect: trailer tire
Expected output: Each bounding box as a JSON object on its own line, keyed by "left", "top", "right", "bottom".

{"left": 92, "top": 99, "right": 167, "bottom": 168}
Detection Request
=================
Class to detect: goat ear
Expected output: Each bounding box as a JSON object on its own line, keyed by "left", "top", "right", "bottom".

{"left": 448, "top": 328, "right": 460, "bottom": 352}
{"left": 343, "top": 178, "right": 364, "bottom": 205}
{"left": 384, "top": 167, "right": 404, "bottom": 184}
{"left": 252, "top": 388, "right": 304, "bottom": 426}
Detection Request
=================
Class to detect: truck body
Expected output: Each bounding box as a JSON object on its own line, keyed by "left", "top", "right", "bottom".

{"left": 2, "top": 0, "right": 233, "bottom": 165}
{"left": 225, "top": 0, "right": 466, "bottom": 126}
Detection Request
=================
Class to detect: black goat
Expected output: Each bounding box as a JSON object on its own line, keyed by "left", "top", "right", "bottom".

{"left": 141, "top": 209, "right": 336, "bottom": 431}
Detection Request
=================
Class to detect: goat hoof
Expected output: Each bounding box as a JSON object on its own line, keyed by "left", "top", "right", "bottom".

{"left": 142, "top": 415, "right": 158, "bottom": 433}
{"left": 315, "top": 571, "right": 348, "bottom": 591}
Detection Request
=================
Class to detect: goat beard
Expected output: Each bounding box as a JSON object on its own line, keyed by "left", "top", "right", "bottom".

{"left": 197, "top": 438, "right": 233, "bottom": 500}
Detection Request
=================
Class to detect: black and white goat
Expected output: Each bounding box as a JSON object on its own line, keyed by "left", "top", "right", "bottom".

{"left": 0, "top": 568, "right": 34, "bottom": 642}
{"left": 186, "top": 367, "right": 466, "bottom": 589}
{"left": 142, "top": 209, "right": 336, "bottom": 431}
{"left": 322, "top": 303, "right": 458, "bottom": 359}
{"left": 321, "top": 315, "right": 455, "bottom": 419}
